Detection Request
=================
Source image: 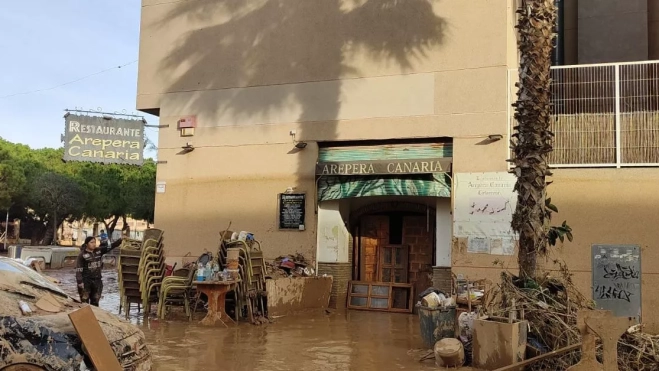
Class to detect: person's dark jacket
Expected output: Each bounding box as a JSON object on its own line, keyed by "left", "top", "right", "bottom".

{"left": 75, "top": 239, "right": 122, "bottom": 284}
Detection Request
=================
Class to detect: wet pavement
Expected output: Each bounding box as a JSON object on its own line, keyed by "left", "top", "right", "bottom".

{"left": 46, "top": 268, "right": 441, "bottom": 370}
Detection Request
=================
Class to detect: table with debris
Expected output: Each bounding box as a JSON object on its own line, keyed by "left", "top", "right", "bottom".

{"left": 194, "top": 279, "right": 241, "bottom": 327}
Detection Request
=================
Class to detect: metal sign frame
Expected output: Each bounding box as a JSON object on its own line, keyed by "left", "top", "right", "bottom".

{"left": 62, "top": 114, "right": 145, "bottom": 165}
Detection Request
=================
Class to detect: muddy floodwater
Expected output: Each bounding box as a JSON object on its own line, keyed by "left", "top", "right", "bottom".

{"left": 47, "top": 268, "right": 440, "bottom": 370}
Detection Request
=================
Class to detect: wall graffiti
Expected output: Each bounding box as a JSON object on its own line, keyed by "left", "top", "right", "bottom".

{"left": 594, "top": 282, "right": 634, "bottom": 303}
{"left": 602, "top": 263, "right": 640, "bottom": 281}
{"left": 591, "top": 244, "right": 641, "bottom": 321}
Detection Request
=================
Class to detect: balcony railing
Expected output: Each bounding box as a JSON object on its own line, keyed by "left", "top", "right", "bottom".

{"left": 508, "top": 60, "right": 659, "bottom": 168}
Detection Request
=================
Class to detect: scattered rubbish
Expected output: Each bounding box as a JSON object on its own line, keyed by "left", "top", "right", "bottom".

{"left": 458, "top": 311, "right": 477, "bottom": 340}
{"left": 419, "top": 287, "right": 453, "bottom": 309}
{"left": 18, "top": 300, "right": 32, "bottom": 315}
{"left": 35, "top": 293, "right": 62, "bottom": 313}
{"left": 266, "top": 253, "right": 314, "bottom": 278}
{"left": 418, "top": 287, "right": 444, "bottom": 300}
{"left": 484, "top": 265, "right": 659, "bottom": 370}
{"left": 422, "top": 292, "right": 442, "bottom": 308}
{"left": 69, "top": 306, "right": 123, "bottom": 371}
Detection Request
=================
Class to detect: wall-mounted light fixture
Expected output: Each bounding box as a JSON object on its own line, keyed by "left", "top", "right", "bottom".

{"left": 488, "top": 134, "right": 504, "bottom": 141}
{"left": 181, "top": 142, "right": 195, "bottom": 153}
{"left": 290, "top": 130, "right": 307, "bottom": 150}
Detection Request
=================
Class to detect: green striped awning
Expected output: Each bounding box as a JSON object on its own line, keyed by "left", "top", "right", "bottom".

{"left": 318, "top": 143, "right": 452, "bottom": 162}
{"left": 316, "top": 143, "right": 452, "bottom": 201}
{"left": 317, "top": 173, "right": 451, "bottom": 202}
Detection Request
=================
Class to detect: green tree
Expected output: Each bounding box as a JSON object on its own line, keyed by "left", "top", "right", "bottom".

{"left": 124, "top": 160, "right": 157, "bottom": 223}
{"left": 0, "top": 145, "right": 27, "bottom": 210}
{"left": 511, "top": 0, "right": 572, "bottom": 279}
{"left": 29, "top": 172, "right": 86, "bottom": 244}
{"left": 0, "top": 137, "right": 157, "bottom": 243}
{"left": 75, "top": 161, "right": 156, "bottom": 236}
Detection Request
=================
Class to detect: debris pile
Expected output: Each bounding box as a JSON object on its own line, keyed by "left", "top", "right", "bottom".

{"left": 418, "top": 288, "right": 455, "bottom": 308}
{"left": 265, "top": 254, "right": 315, "bottom": 278}
{"left": 484, "top": 264, "right": 659, "bottom": 370}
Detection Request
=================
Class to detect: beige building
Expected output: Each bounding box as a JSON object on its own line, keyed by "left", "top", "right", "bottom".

{"left": 137, "top": 0, "right": 659, "bottom": 327}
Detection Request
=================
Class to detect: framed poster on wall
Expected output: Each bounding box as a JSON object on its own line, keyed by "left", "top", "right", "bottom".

{"left": 278, "top": 193, "right": 306, "bottom": 230}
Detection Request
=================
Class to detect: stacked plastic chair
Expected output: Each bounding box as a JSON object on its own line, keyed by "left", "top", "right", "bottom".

{"left": 156, "top": 264, "right": 197, "bottom": 320}
{"left": 137, "top": 229, "right": 166, "bottom": 320}
{"left": 218, "top": 231, "right": 267, "bottom": 323}
{"left": 118, "top": 228, "right": 164, "bottom": 319}
{"left": 118, "top": 238, "right": 143, "bottom": 319}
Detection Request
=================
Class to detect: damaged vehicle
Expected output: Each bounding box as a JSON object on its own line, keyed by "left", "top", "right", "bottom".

{"left": 0, "top": 257, "right": 152, "bottom": 370}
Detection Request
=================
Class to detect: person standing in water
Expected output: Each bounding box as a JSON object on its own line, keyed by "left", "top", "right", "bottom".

{"left": 75, "top": 236, "right": 122, "bottom": 306}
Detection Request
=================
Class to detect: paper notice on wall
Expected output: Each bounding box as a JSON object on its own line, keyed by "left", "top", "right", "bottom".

{"left": 156, "top": 182, "right": 166, "bottom": 194}
{"left": 467, "top": 236, "right": 490, "bottom": 254}
{"left": 490, "top": 237, "right": 516, "bottom": 256}
{"left": 453, "top": 172, "right": 518, "bottom": 239}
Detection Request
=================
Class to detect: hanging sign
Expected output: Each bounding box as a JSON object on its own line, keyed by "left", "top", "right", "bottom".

{"left": 62, "top": 114, "right": 144, "bottom": 165}
{"left": 278, "top": 193, "right": 306, "bottom": 230}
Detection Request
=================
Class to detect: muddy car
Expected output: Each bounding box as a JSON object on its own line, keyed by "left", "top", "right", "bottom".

{"left": 0, "top": 257, "right": 152, "bottom": 370}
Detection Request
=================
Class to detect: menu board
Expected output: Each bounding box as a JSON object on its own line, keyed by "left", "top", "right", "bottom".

{"left": 279, "top": 193, "right": 306, "bottom": 230}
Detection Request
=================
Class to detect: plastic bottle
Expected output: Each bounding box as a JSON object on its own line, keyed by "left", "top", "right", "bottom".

{"left": 205, "top": 262, "right": 212, "bottom": 280}
{"left": 197, "top": 263, "right": 205, "bottom": 281}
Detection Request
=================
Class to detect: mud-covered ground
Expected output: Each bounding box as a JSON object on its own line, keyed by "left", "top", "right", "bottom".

{"left": 47, "top": 268, "right": 454, "bottom": 370}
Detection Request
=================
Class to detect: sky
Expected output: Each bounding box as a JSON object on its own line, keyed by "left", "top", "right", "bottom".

{"left": 0, "top": 0, "right": 159, "bottom": 158}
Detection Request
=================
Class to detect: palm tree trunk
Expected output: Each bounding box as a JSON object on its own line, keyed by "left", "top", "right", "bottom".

{"left": 511, "top": 0, "right": 557, "bottom": 279}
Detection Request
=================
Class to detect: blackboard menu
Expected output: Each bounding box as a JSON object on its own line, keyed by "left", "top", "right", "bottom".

{"left": 279, "top": 193, "right": 306, "bottom": 230}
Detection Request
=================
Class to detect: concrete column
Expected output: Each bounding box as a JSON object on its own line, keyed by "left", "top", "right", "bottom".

{"left": 435, "top": 198, "right": 452, "bottom": 267}
{"left": 316, "top": 201, "right": 349, "bottom": 263}
{"left": 432, "top": 198, "right": 453, "bottom": 293}
{"left": 317, "top": 200, "right": 351, "bottom": 309}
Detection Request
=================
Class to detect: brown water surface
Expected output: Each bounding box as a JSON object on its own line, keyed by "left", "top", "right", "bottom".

{"left": 47, "top": 268, "right": 444, "bottom": 370}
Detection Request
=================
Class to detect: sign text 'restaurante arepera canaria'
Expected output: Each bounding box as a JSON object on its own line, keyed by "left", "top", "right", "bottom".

{"left": 63, "top": 115, "right": 144, "bottom": 165}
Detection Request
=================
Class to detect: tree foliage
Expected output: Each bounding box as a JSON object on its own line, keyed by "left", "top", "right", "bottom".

{"left": 0, "top": 146, "right": 26, "bottom": 210}
{"left": 0, "top": 137, "right": 156, "bottom": 244}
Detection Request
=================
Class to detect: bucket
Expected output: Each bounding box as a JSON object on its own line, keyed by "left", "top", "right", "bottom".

{"left": 227, "top": 269, "right": 240, "bottom": 280}
{"left": 227, "top": 248, "right": 240, "bottom": 260}
{"left": 418, "top": 305, "right": 457, "bottom": 348}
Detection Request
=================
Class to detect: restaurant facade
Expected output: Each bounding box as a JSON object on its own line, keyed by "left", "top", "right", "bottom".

{"left": 137, "top": 0, "right": 659, "bottom": 328}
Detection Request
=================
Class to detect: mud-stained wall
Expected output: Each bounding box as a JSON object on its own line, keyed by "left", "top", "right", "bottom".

{"left": 266, "top": 276, "right": 333, "bottom": 316}
{"left": 145, "top": 0, "right": 514, "bottom": 263}
{"left": 452, "top": 168, "right": 659, "bottom": 331}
